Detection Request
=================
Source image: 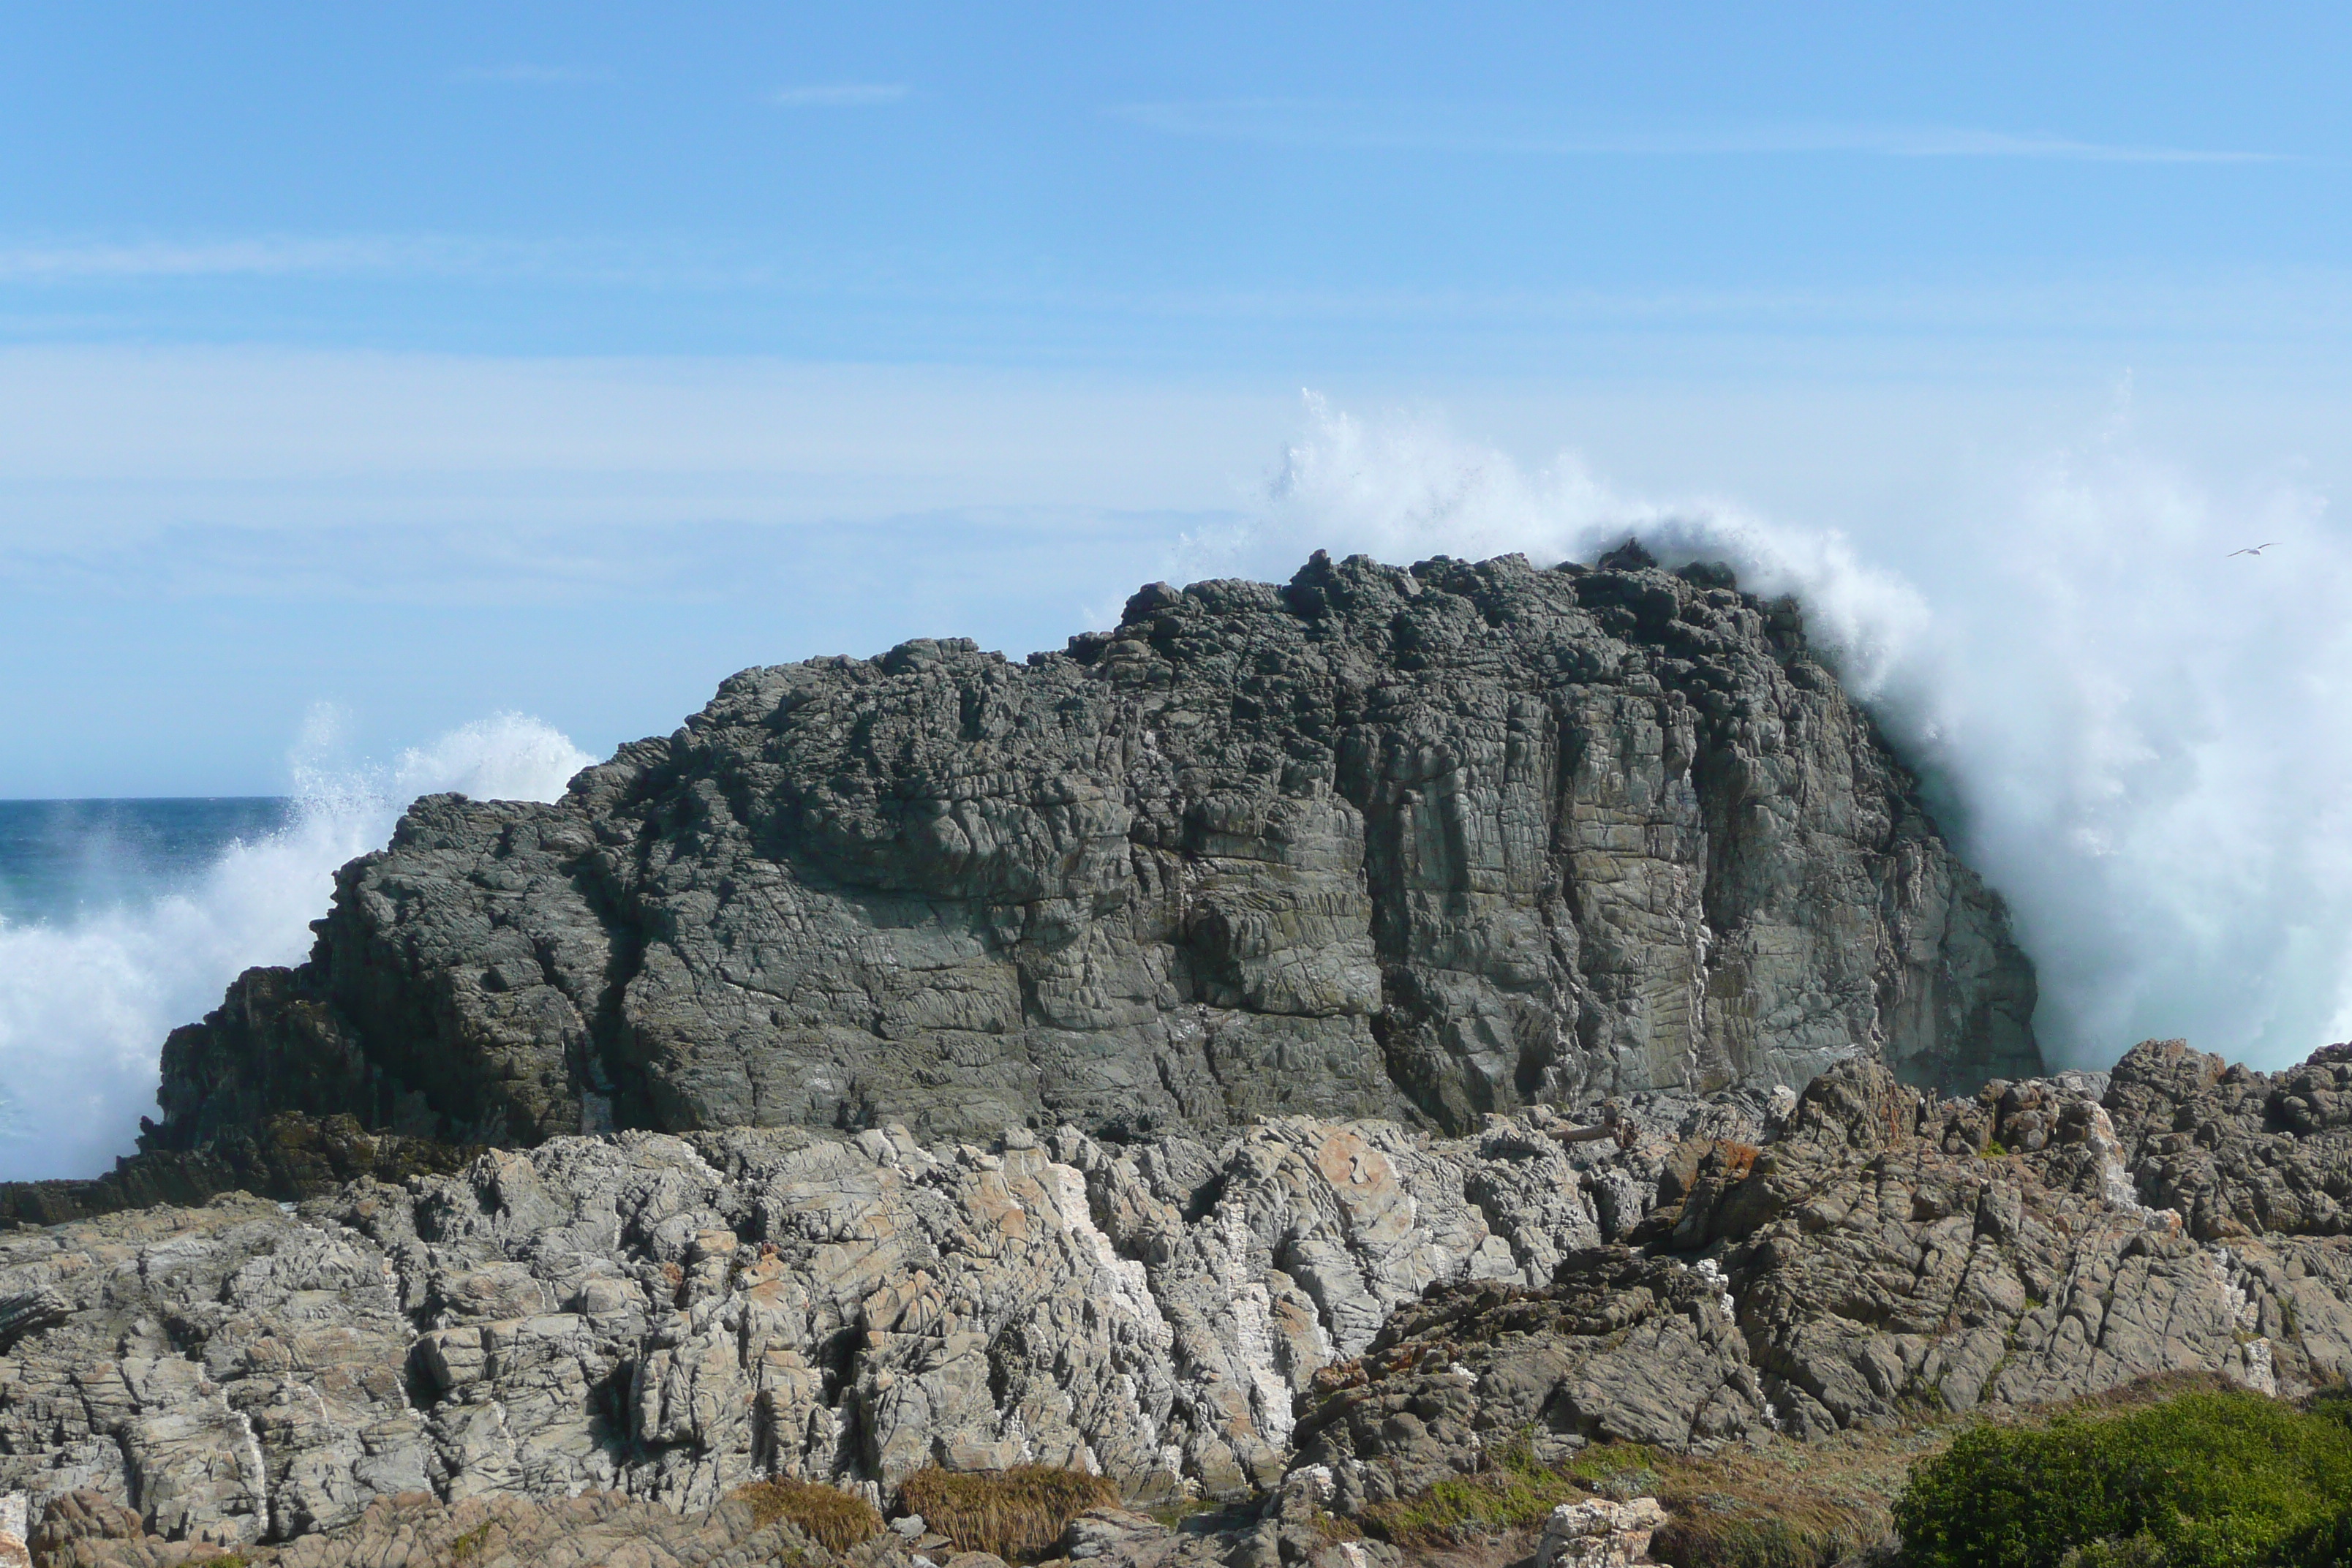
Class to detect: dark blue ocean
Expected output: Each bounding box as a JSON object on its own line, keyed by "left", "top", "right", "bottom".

{"left": 0, "top": 715, "right": 593, "bottom": 1180}
{"left": 0, "top": 798, "right": 293, "bottom": 927}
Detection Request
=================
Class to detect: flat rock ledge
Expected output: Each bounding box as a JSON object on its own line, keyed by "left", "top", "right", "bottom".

{"left": 3, "top": 1039, "right": 2348, "bottom": 1565}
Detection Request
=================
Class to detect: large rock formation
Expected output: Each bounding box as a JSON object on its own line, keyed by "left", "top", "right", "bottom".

{"left": 145, "top": 548, "right": 2038, "bottom": 1166}
{"left": 7, "top": 1041, "right": 2352, "bottom": 1562}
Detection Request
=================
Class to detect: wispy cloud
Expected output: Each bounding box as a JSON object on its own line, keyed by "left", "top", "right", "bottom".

{"left": 1112, "top": 99, "right": 2283, "bottom": 165}
{"left": 0, "top": 235, "right": 536, "bottom": 282}
{"left": 771, "top": 83, "right": 908, "bottom": 108}
{"left": 446, "top": 64, "right": 611, "bottom": 86}
{"left": 0, "top": 235, "right": 803, "bottom": 288}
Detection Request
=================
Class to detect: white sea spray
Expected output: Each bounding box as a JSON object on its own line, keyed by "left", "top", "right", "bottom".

{"left": 0, "top": 712, "right": 592, "bottom": 1180}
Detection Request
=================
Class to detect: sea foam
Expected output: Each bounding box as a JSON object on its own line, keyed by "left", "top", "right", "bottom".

{"left": 0, "top": 713, "right": 592, "bottom": 1181}
{"left": 1194, "top": 393, "right": 2352, "bottom": 1074}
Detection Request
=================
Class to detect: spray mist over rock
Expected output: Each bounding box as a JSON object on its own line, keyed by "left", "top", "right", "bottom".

{"left": 1202, "top": 394, "right": 2352, "bottom": 1070}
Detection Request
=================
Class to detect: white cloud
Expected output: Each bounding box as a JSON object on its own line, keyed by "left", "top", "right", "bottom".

{"left": 0, "top": 234, "right": 755, "bottom": 288}
{"left": 1112, "top": 99, "right": 2281, "bottom": 165}
{"left": 770, "top": 83, "right": 908, "bottom": 107}
{"left": 0, "top": 346, "right": 1287, "bottom": 521}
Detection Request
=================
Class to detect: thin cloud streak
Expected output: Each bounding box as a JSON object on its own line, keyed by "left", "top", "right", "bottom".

{"left": 0, "top": 236, "right": 543, "bottom": 282}
{"left": 7, "top": 233, "right": 2352, "bottom": 349}
{"left": 1112, "top": 99, "right": 2283, "bottom": 165}
{"left": 445, "top": 64, "right": 612, "bottom": 86}
{"left": 771, "top": 83, "right": 908, "bottom": 107}
{"left": 0, "top": 236, "right": 807, "bottom": 289}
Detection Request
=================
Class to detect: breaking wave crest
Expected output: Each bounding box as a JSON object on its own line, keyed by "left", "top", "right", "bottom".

{"left": 1195, "top": 393, "right": 2352, "bottom": 1074}
{"left": 0, "top": 713, "right": 593, "bottom": 1180}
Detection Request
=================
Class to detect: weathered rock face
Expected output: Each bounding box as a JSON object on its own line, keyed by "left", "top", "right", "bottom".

{"left": 0, "top": 1092, "right": 1722, "bottom": 1548}
{"left": 148, "top": 548, "right": 2038, "bottom": 1162}
{"left": 1288, "top": 1041, "right": 2352, "bottom": 1514}
{"left": 10, "top": 1042, "right": 2352, "bottom": 1560}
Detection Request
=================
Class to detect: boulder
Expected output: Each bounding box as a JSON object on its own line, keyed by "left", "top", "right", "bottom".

{"left": 1535, "top": 1496, "right": 1667, "bottom": 1568}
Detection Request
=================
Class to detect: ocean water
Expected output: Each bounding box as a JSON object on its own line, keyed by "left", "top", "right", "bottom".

{"left": 0, "top": 715, "right": 595, "bottom": 1183}
{"left": 0, "top": 798, "right": 293, "bottom": 928}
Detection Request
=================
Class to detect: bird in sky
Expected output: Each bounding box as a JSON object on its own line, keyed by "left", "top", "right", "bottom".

{"left": 2226, "top": 543, "right": 2283, "bottom": 557}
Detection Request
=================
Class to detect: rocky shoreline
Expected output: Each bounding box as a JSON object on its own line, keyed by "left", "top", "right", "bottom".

{"left": 6, "top": 550, "right": 2321, "bottom": 1566}
{"left": 4, "top": 1039, "right": 2349, "bottom": 1567}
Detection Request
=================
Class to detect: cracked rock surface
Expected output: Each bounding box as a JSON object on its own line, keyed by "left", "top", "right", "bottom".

{"left": 10, "top": 1042, "right": 2352, "bottom": 1559}
{"left": 146, "top": 549, "right": 2040, "bottom": 1163}
{"left": 1290, "top": 1041, "right": 2352, "bottom": 1513}
{"left": 0, "top": 1090, "right": 1744, "bottom": 1549}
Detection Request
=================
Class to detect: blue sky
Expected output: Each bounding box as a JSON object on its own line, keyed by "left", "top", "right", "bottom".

{"left": 7, "top": 2, "right": 2352, "bottom": 794}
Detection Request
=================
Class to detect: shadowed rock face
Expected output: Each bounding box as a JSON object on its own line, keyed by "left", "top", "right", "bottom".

{"left": 147, "top": 547, "right": 2039, "bottom": 1157}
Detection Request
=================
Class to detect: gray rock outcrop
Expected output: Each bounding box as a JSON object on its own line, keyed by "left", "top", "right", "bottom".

{"left": 1289, "top": 1040, "right": 2352, "bottom": 1512}
{"left": 146, "top": 548, "right": 2040, "bottom": 1165}
{"left": 12, "top": 1040, "right": 2352, "bottom": 1558}
{"left": 0, "top": 1103, "right": 1654, "bottom": 1545}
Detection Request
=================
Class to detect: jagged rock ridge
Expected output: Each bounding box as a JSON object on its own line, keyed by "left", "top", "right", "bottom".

{"left": 7, "top": 1041, "right": 2352, "bottom": 1561}
{"left": 147, "top": 547, "right": 2039, "bottom": 1160}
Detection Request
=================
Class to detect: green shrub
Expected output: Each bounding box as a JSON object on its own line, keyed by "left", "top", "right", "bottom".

{"left": 898, "top": 1465, "right": 1120, "bottom": 1561}
{"left": 1895, "top": 1390, "right": 2352, "bottom": 1568}
{"left": 730, "top": 1477, "right": 885, "bottom": 1552}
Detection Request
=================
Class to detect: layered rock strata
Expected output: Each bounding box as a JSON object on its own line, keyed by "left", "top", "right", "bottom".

{"left": 1291, "top": 1041, "right": 2352, "bottom": 1512}
{"left": 146, "top": 548, "right": 2039, "bottom": 1169}
{"left": 4, "top": 1040, "right": 2349, "bottom": 1560}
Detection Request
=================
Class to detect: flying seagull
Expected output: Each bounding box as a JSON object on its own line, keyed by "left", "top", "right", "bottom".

{"left": 2226, "top": 543, "right": 2282, "bottom": 557}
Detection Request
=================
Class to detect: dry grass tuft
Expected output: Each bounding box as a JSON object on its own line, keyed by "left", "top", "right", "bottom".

{"left": 731, "top": 1477, "right": 885, "bottom": 1552}
{"left": 1646, "top": 1428, "right": 1932, "bottom": 1568}
{"left": 900, "top": 1465, "right": 1120, "bottom": 1561}
{"left": 1359, "top": 1430, "right": 1911, "bottom": 1567}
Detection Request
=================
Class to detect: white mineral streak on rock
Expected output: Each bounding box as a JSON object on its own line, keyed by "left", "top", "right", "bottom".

{"left": 2085, "top": 1103, "right": 2181, "bottom": 1228}
{"left": 1208, "top": 1203, "right": 1297, "bottom": 1450}
{"left": 2241, "top": 1336, "right": 2279, "bottom": 1395}
{"left": 1692, "top": 1257, "right": 1736, "bottom": 1322}
{"left": 232, "top": 1411, "right": 269, "bottom": 1535}
{"left": 1044, "top": 1161, "right": 1173, "bottom": 1359}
